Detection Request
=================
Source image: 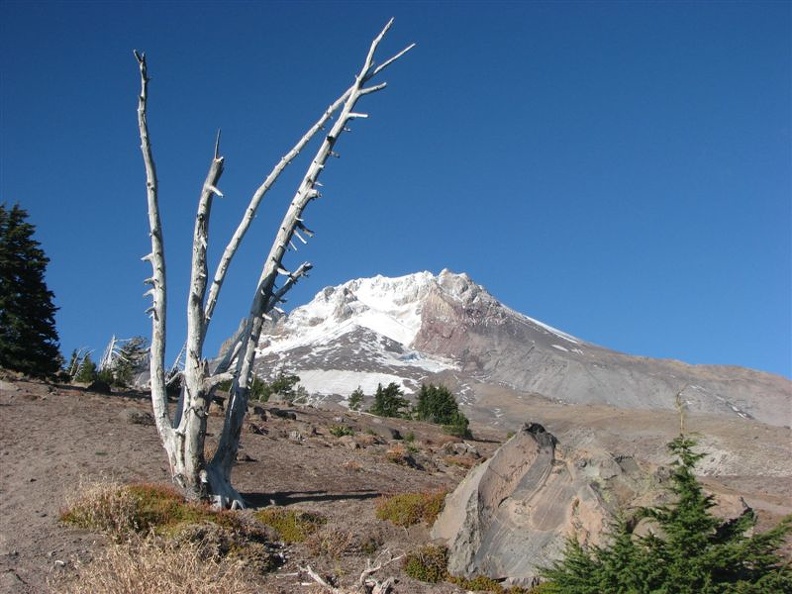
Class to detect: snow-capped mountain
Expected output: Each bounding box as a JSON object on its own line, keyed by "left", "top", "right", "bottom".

{"left": 253, "top": 270, "right": 791, "bottom": 427}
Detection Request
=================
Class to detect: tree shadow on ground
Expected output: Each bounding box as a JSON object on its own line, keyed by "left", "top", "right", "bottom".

{"left": 243, "top": 489, "right": 382, "bottom": 508}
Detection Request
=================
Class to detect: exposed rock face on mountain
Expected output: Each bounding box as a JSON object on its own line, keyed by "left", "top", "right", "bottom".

{"left": 254, "top": 270, "right": 790, "bottom": 428}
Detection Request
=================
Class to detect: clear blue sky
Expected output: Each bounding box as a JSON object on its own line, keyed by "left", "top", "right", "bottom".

{"left": 2, "top": 1, "right": 790, "bottom": 378}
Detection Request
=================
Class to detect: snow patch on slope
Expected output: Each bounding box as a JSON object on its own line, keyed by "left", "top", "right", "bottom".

{"left": 297, "top": 369, "right": 411, "bottom": 396}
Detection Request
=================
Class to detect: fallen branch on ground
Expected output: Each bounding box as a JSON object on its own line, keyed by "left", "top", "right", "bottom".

{"left": 299, "top": 549, "right": 404, "bottom": 593}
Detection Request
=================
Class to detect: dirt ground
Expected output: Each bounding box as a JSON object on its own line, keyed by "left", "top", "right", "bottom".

{"left": 0, "top": 376, "right": 504, "bottom": 593}
{"left": 1, "top": 375, "right": 790, "bottom": 593}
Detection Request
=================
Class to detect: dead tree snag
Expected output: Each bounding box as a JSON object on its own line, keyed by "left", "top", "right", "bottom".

{"left": 135, "top": 20, "right": 412, "bottom": 508}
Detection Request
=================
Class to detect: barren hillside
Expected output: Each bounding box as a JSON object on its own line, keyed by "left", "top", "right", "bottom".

{"left": 1, "top": 376, "right": 789, "bottom": 593}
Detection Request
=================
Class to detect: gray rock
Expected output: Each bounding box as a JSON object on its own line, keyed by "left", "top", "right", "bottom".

{"left": 432, "top": 423, "right": 631, "bottom": 586}
{"left": 442, "top": 440, "right": 481, "bottom": 458}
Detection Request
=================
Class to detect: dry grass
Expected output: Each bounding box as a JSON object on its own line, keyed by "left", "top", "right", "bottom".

{"left": 384, "top": 443, "right": 420, "bottom": 467}
{"left": 170, "top": 520, "right": 281, "bottom": 574}
{"left": 443, "top": 454, "right": 479, "bottom": 469}
{"left": 204, "top": 439, "right": 219, "bottom": 461}
{"left": 55, "top": 537, "right": 260, "bottom": 594}
{"left": 304, "top": 527, "right": 359, "bottom": 559}
{"left": 304, "top": 525, "right": 383, "bottom": 559}
{"left": 59, "top": 478, "right": 231, "bottom": 539}
{"left": 354, "top": 433, "right": 382, "bottom": 447}
{"left": 343, "top": 459, "right": 363, "bottom": 472}
{"left": 59, "top": 477, "right": 142, "bottom": 540}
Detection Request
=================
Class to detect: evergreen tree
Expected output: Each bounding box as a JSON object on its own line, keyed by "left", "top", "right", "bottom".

{"left": 268, "top": 369, "right": 301, "bottom": 402}
{"left": 414, "top": 383, "right": 458, "bottom": 424}
{"left": 111, "top": 336, "right": 149, "bottom": 387}
{"left": 73, "top": 354, "right": 97, "bottom": 384}
{"left": 369, "top": 382, "right": 410, "bottom": 418}
{"left": 0, "top": 204, "right": 60, "bottom": 377}
{"left": 540, "top": 436, "right": 792, "bottom": 593}
{"left": 413, "top": 383, "right": 471, "bottom": 437}
{"left": 348, "top": 386, "right": 364, "bottom": 411}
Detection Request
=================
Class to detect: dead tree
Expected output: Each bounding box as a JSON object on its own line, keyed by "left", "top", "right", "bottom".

{"left": 135, "top": 20, "right": 412, "bottom": 508}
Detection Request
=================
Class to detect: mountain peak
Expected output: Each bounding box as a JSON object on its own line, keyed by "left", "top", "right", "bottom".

{"left": 261, "top": 270, "right": 481, "bottom": 353}
{"left": 252, "top": 271, "right": 790, "bottom": 427}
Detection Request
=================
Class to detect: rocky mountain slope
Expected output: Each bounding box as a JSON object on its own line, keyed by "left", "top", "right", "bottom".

{"left": 253, "top": 270, "right": 791, "bottom": 428}
{"left": 248, "top": 270, "right": 792, "bottom": 584}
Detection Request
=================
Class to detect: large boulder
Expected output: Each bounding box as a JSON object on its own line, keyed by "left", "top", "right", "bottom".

{"left": 431, "top": 422, "right": 648, "bottom": 586}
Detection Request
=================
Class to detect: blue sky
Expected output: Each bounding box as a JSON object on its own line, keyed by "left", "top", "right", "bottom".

{"left": 2, "top": 1, "right": 790, "bottom": 378}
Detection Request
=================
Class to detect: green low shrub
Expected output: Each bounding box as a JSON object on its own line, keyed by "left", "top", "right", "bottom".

{"left": 450, "top": 574, "right": 533, "bottom": 593}
{"left": 329, "top": 424, "right": 354, "bottom": 437}
{"left": 403, "top": 545, "right": 448, "bottom": 583}
{"left": 253, "top": 507, "right": 326, "bottom": 543}
{"left": 375, "top": 491, "right": 446, "bottom": 527}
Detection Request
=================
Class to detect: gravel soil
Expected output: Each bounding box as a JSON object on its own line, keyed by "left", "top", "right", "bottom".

{"left": 1, "top": 375, "right": 789, "bottom": 593}
{"left": 0, "top": 376, "right": 501, "bottom": 593}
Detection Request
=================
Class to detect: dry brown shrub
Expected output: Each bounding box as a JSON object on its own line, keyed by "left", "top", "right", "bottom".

{"left": 304, "top": 525, "right": 383, "bottom": 559}
{"left": 172, "top": 521, "right": 281, "bottom": 574}
{"left": 385, "top": 443, "right": 423, "bottom": 469}
{"left": 60, "top": 478, "right": 253, "bottom": 541}
{"left": 443, "top": 454, "right": 479, "bottom": 469}
{"left": 304, "top": 527, "right": 358, "bottom": 559}
{"left": 59, "top": 477, "right": 141, "bottom": 540}
{"left": 354, "top": 433, "right": 382, "bottom": 447}
{"left": 385, "top": 443, "right": 412, "bottom": 465}
{"left": 343, "top": 459, "right": 363, "bottom": 472}
{"left": 56, "top": 537, "right": 259, "bottom": 594}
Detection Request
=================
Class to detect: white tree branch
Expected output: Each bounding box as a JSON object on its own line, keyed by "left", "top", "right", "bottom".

{"left": 359, "top": 82, "right": 388, "bottom": 96}
{"left": 134, "top": 50, "right": 172, "bottom": 439}
{"left": 298, "top": 549, "right": 402, "bottom": 594}
{"left": 202, "top": 91, "right": 351, "bottom": 326}
{"left": 358, "top": 549, "right": 404, "bottom": 588}
{"left": 212, "top": 19, "right": 413, "bottom": 479}
{"left": 300, "top": 566, "right": 343, "bottom": 594}
{"left": 203, "top": 19, "right": 412, "bottom": 332}
{"left": 203, "top": 371, "right": 234, "bottom": 393}
{"left": 369, "top": 43, "right": 416, "bottom": 80}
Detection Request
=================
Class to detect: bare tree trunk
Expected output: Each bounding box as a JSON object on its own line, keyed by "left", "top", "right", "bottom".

{"left": 135, "top": 20, "right": 412, "bottom": 506}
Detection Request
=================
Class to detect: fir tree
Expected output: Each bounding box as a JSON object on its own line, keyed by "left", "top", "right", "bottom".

{"left": 111, "top": 336, "right": 149, "bottom": 387}
{"left": 0, "top": 204, "right": 60, "bottom": 377}
{"left": 369, "top": 382, "right": 410, "bottom": 418}
{"left": 414, "top": 383, "right": 458, "bottom": 424}
{"left": 73, "top": 354, "right": 97, "bottom": 384}
{"left": 348, "top": 386, "right": 364, "bottom": 411}
{"left": 540, "top": 436, "right": 792, "bottom": 593}
{"left": 413, "top": 383, "right": 471, "bottom": 437}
